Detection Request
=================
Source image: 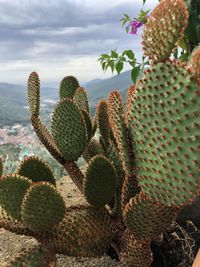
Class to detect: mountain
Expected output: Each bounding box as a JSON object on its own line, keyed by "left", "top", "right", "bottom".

{"left": 85, "top": 70, "right": 132, "bottom": 106}
{"left": 84, "top": 78, "right": 103, "bottom": 86}
{"left": 0, "top": 83, "right": 28, "bottom": 126}
{"left": 0, "top": 83, "right": 57, "bottom": 126}
{"left": 0, "top": 70, "right": 132, "bottom": 126}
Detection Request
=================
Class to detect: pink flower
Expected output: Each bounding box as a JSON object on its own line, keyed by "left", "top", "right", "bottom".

{"left": 129, "top": 20, "right": 143, "bottom": 35}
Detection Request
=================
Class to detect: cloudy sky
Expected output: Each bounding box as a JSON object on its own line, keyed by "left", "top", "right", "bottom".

{"left": 0, "top": 0, "right": 158, "bottom": 86}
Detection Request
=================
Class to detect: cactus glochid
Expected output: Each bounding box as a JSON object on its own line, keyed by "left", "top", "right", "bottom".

{"left": 0, "top": 0, "right": 199, "bottom": 266}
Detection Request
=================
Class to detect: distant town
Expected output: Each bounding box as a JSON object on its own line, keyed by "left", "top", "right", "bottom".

{"left": 0, "top": 123, "right": 39, "bottom": 160}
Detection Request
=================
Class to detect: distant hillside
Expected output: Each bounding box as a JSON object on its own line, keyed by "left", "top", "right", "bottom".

{"left": 0, "top": 70, "right": 133, "bottom": 126}
{"left": 85, "top": 70, "right": 132, "bottom": 106}
{"left": 0, "top": 83, "right": 28, "bottom": 126}
{"left": 0, "top": 83, "right": 57, "bottom": 126}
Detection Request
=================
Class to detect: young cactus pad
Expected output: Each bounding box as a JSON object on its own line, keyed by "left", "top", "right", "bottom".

{"left": 83, "top": 155, "right": 117, "bottom": 208}
{"left": 17, "top": 156, "right": 55, "bottom": 185}
{"left": 0, "top": 175, "right": 31, "bottom": 220}
{"left": 21, "top": 182, "right": 65, "bottom": 231}
{"left": 51, "top": 99, "right": 87, "bottom": 161}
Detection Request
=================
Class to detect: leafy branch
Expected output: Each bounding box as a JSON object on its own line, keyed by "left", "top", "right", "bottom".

{"left": 98, "top": 50, "right": 149, "bottom": 83}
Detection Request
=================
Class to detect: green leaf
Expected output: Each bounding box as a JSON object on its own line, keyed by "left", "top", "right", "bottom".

{"left": 124, "top": 14, "right": 131, "bottom": 20}
{"left": 109, "top": 60, "right": 115, "bottom": 73}
{"left": 121, "top": 19, "right": 127, "bottom": 27}
{"left": 111, "top": 50, "right": 118, "bottom": 58}
{"left": 179, "top": 52, "right": 189, "bottom": 62}
{"left": 131, "top": 66, "right": 140, "bottom": 84}
{"left": 100, "top": 54, "right": 110, "bottom": 59}
{"left": 129, "top": 61, "right": 136, "bottom": 68}
{"left": 120, "top": 14, "right": 132, "bottom": 27}
{"left": 102, "top": 61, "right": 106, "bottom": 71}
{"left": 126, "top": 50, "right": 135, "bottom": 60}
{"left": 138, "top": 9, "right": 150, "bottom": 23}
{"left": 116, "top": 62, "right": 124, "bottom": 75}
{"left": 121, "top": 56, "right": 126, "bottom": 61}
{"left": 177, "top": 38, "right": 188, "bottom": 51}
{"left": 105, "top": 61, "right": 111, "bottom": 71}
{"left": 143, "top": 0, "right": 146, "bottom": 5}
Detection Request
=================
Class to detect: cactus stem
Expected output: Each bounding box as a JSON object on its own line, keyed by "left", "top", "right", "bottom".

{"left": 64, "top": 161, "right": 84, "bottom": 192}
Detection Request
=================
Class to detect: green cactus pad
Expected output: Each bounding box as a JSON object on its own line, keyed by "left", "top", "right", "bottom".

{"left": 83, "top": 155, "right": 117, "bottom": 208}
{"left": 59, "top": 76, "right": 79, "bottom": 99}
{"left": 92, "top": 111, "right": 98, "bottom": 135}
{"left": 190, "top": 45, "right": 200, "bottom": 86}
{"left": 51, "top": 99, "right": 87, "bottom": 161}
{"left": 8, "top": 244, "right": 56, "bottom": 267}
{"left": 0, "top": 175, "right": 31, "bottom": 220}
{"left": 142, "top": 0, "right": 189, "bottom": 62}
{"left": 21, "top": 182, "right": 65, "bottom": 231}
{"left": 73, "top": 86, "right": 90, "bottom": 113}
{"left": 106, "top": 142, "right": 125, "bottom": 187}
{"left": 31, "top": 115, "right": 65, "bottom": 165}
{"left": 17, "top": 156, "right": 55, "bottom": 185}
{"left": 27, "top": 72, "right": 40, "bottom": 116}
{"left": 123, "top": 192, "right": 176, "bottom": 240}
{"left": 126, "top": 60, "right": 200, "bottom": 207}
{"left": 82, "top": 109, "right": 93, "bottom": 142}
{"left": 120, "top": 229, "right": 153, "bottom": 267}
{"left": 97, "top": 99, "right": 110, "bottom": 145}
{"left": 0, "top": 205, "right": 30, "bottom": 236}
{"left": 125, "top": 85, "right": 137, "bottom": 115}
{"left": 108, "top": 91, "right": 133, "bottom": 176}
{"left": 87, "top": 139, "right": 104, "bottom": 158}
{"left": 121, "top": 174, "right": 140, "bottom": 211}
{"left": 52, "top": 205, "right": 113, "bottom": 257}
{"left": 0, "top": 157, "right": 3, "bottom": 176}
{"left": 82, "top": 139, "right": 104, "bottom": 162}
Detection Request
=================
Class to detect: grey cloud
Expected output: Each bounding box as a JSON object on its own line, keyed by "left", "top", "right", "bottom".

{"left": 0, "top": 0, "right": 142, "bottom": 59}
{"left": 0, "top": 0, "right": 156, "bottom": 83}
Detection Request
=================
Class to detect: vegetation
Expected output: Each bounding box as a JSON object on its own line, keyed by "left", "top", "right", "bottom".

{"left": 0, "top": 0, "right": 200, "bottom": 266}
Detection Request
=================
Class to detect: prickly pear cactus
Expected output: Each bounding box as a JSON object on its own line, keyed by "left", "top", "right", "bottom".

{"left": 0, "top": 0, "right": 199, "bottom": 266}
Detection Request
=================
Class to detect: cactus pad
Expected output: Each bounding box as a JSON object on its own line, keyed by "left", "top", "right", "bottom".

{"left": 83, "top": 155, "right": 117, "bottom": 208}
{"left": 31, "top": 115, "right": 64, "bottom": 165}
{"left": 142, "top": 0, "right": 189, "bottom": 62}
{"left": 125, "top": 85, "right": 137, "bottom": 115}
{"left": 106, "top": 143, "right": 125, "bottom": 187}
{"left": 82, "top": 109, "right": 93, "bottom": 142}
{"left": 120, "top": 229, "right": 152, "bottom": 267}
{"left": 27, "top": 72, "right": 40, "bottom": 116}
{"left": 17, "top": 156, "right": 55, "bottom": 185}
{"left": 21, "top": 182, "right": 65, "bottom": 231}
{"left": 126, "top": 60, "right": 200, "bottom": 206}
{"left": 190, "top": 45, "right": 200, "bottom": 85}
{"left": 73, "top": 86, "right": 90, "bottom": 113}
{"left": 108, "top": 91, "right": 132, "bottom": 176}
{"left": 52, "top": 205, "right": 113, "bottom": 257}
{"left": 123, "top": 192, "right": 176, "bottom": 240}
{"left": 0, "top": 175, "right": 31, "bottom": 220}
{"left": 87, "top": 139, "right": 104, "bottom": 158}
{"left": 8, "top": 244, "right": 56, "bottom": 267}
{"left": 59, "top": 76, "right": 79, "bottom": 99}
{"left": 51, "top": 99, "right": 87, "bottom": 161}
{"left": 97, "top": 99, "right": 110, "bottom": 145}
